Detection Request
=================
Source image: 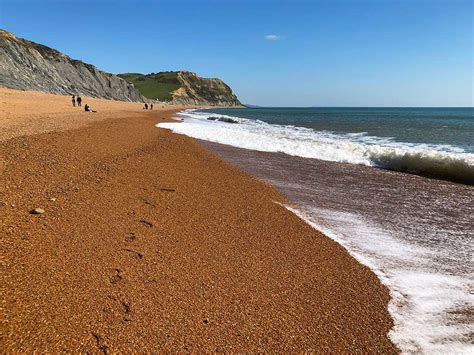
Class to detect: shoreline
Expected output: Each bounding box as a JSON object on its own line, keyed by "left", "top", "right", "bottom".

{"left": 165, "top": 107, "right": 474, "bottom": 186}
{"left": 194, "top": 134, "right": 474, "bottom": 353}
{"left": 1, "top": 89, "right": 397, "bottom": 352}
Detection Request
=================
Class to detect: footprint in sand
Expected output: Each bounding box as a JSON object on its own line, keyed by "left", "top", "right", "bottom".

{"left": 123, "top": 248, "right": 144, "bottom": 259}
{"left": 141, "top": 197, "right": 157, "bottom": 207}
{"left": 109, "top": 268, "right": 123, "bottom": 284}
{"left": 91, "top": 332, "right": 109, "bottom": 353}
{"left": 158, "top": 188, "right": 176, "bottom": 192}
{"left": 121, "top": 300, "right": 132, "bottom": 322}
{"left": 103, "top": 295, "right": 133, "bottom": 322}
{"left": 125, "top": 232, "right": 136, "bottom": 242}
{"left": 139, "top": 219, "right": 153, "bottom": 228}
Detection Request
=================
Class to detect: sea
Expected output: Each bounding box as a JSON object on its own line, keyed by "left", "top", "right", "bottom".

{"left": 157, "top": 107, "right": 474, "bottom": 353}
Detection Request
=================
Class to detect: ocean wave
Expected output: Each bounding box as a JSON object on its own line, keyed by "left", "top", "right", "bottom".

{"left": 160, "top": 110, "right": 474, "bottom": 185}
{"left": 369, "top": 149, "right": 474, "bottom": 184}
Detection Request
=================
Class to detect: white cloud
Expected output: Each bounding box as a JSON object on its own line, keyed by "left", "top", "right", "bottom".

{"left": 264, "top": 34, "right": 283, "bottom": 41}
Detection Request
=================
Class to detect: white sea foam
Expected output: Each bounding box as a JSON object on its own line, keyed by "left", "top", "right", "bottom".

{"left": 285, "top": 206, "right": 474, "bottom": 354}
{"left": 158, "top": 110, "right": 474, "bottom": 184}
{"left": 157, "top": 109, "right": 474, "bottom": 353}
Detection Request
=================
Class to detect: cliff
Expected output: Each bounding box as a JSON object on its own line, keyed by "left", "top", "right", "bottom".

{"left": 119, "top": 71, "right": 242, "bottom": 107}
{"left": 0, "top": 29, "right": 144, "bottom": 101}
{"left": 172, "top": 71, "right": 242, "bottom": 106}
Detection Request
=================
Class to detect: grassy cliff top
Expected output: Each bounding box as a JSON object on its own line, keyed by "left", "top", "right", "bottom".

{"left": 118, "top": 72, "right": 181, "bottom": 101}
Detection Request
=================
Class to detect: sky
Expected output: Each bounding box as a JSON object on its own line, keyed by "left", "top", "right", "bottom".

{"left": 1, "top": 0, "right": 472, "bottom": 107}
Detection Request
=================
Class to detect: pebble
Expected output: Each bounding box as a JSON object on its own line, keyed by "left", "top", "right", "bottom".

{"left": 30, "top": 208, "right": 45, "bottom": 214}
{"left": 49, "top": 197, "right": 56, "bottom": 202}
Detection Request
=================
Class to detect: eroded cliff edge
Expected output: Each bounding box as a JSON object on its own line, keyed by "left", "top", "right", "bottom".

{"left": 1, "top": 29, "right": 242, "bottom": 106}
{"left": 0, "top": 29, "right": 144, "bottom": 101}
{"left": 119, "top": 71, "right": 243, "bottom": 107}
{"left": 173, "top": 71, "right": 242, "bottom": 107}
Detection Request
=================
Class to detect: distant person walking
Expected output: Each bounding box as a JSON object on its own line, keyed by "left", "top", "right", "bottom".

{"left": 150, "top": 103, "right": 153, "bottom": 110}
{"left": 144, "top": 103, "right": 148, "bottom": 110}
{"left": 72, "top": 95, "right": 76, "bottom": 107}
{"left": 77, "top": 96, "right": 82, "bottom": 107}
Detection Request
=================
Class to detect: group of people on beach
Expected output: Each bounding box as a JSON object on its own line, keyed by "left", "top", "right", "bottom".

{"left": 72, "top": 95, "right": 157, "bottom": 113}
{"left": 72, "top": 95, "right": 96, "bottom": 112}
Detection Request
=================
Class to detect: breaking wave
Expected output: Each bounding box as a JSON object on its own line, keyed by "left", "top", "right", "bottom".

{"left": 158, "top": 109, "right": 474, "bottom": 184}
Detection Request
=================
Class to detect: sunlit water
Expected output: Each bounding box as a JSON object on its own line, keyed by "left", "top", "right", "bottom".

{"left": 157, "top": 108, "right": 474, "bottom": 353}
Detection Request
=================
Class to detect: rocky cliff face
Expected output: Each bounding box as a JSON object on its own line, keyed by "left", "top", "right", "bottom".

{"left": 0, "top": 29, "right": 144, "bottom": 101}
{"left": 118, "top": 71, "right": 243, "bottom": 107}
{"left": 171, "top": 71, "right": 242, "bottom": 107}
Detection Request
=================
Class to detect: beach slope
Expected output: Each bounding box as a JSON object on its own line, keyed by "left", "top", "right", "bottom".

{"left": 0, "top": 89, "right": 397, "bottom": 352}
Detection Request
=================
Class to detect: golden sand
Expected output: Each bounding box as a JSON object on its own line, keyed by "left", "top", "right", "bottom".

{"left": 0, "top": 89, "right": 398, "bottom": 352}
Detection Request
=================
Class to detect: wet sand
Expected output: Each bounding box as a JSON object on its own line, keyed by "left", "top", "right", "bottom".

{"left": 1, "top": 89, "right": 398, "bottom": 352}
{"left": 199, "top": 139, "right": 474, "bottom": 351}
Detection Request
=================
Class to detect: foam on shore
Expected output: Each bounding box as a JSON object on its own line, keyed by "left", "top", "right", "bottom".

{"left": 286, "top": 206, "right": 474, "bottom": 354}
{"left": 158, "top": 109, "right": 474, "bottom": 353}
{"left": 158, "top": 109, "right": 474, "bottom": 184}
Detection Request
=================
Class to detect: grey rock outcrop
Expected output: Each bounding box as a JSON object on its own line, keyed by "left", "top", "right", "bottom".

{"left": 207, "top": 116, "right": 238, "bottom": 123}
{"left": 0, "top": 29, "right": 144, "bottom": 101}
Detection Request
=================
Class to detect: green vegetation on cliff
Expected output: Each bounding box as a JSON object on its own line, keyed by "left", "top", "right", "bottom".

{"left": 118, "top": 72, "right": 180, "bottom": 101}
{"left": 118, "top": 70, "right": 241, "bottom": 106}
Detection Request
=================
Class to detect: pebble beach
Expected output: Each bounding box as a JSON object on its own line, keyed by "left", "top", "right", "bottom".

{"left": 1, "top": 88, "right": 398, "bottom": 352}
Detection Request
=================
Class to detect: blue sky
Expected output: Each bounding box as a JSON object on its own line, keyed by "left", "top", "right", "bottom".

{"left": 1, "top": 0, "right": 472, "bottom": 106}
